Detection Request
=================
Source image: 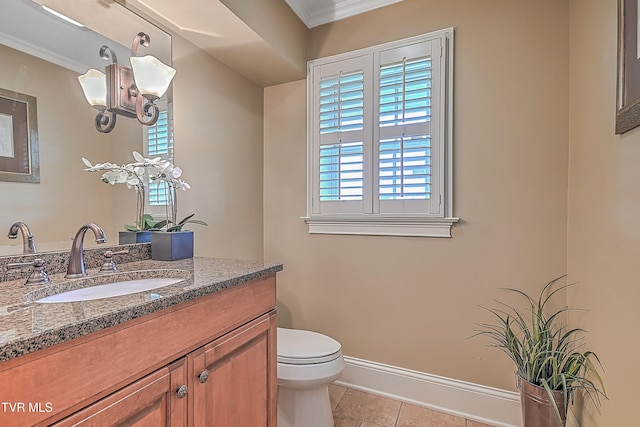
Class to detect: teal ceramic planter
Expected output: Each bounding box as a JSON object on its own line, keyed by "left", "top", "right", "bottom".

{"left": 151, "top": 231, "right": 194, "bottom": 261}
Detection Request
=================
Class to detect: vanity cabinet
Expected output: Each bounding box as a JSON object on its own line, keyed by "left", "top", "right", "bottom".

{"left": 53, "top": 313, "right": 276, "bottom": 427}
{"left": 0, "top": 276, "right": 277, "bottom": 427}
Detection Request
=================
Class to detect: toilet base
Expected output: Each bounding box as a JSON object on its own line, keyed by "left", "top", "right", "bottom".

{"left": 277, "top": 384, "right": 334, "bottom": 427}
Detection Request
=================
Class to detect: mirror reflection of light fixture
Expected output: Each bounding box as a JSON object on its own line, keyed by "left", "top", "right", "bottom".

{"left": 78, "top": 32, "right": 176, "bottom": 133}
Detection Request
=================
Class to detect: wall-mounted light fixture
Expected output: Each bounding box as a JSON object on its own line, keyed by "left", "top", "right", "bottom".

{"left": 78, "top": 32, "right": 176, "bottom": 133}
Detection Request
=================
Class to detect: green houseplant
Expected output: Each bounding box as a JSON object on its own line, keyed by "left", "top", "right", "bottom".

{"left": 474, "top": 276, "right": 606, "bottom": 426}
{"left": 138, "top": 213, "right": 207, "bottom": 233}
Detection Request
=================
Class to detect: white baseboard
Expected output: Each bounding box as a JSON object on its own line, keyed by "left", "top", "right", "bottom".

{"left": 334, "top": 356, "right": 522, "bottom": 427}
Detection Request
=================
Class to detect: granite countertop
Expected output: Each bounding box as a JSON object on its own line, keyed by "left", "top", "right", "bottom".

{"left": 0, "top": 257, "right": 282, "bottom": 362}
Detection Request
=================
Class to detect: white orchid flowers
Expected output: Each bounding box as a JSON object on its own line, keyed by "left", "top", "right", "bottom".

{"left": 82, "top": 151, "right": 190, "bottom": 192}
{"left": 82, "top": 151, "right": 192, "bottom": 232}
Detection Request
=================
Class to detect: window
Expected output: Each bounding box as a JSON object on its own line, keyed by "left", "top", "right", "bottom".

{"left": 144, "top": 101, "right": 174, "bottom": 217}
{"left": 305, "top": 28, "right": 457, "bottom": 237}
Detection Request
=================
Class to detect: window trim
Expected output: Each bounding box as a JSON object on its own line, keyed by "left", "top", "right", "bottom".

{"left": 303, "top": 28, "right": 458, "bottom": 237}
{"left": 304, "top": 215, "right": 459, "bottom": 237}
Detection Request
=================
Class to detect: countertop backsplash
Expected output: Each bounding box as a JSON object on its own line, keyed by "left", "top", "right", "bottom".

{"left": 0, "top": 243, "right": 152, "bottom": 283}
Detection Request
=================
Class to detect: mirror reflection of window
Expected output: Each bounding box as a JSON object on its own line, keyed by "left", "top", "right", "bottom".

{"left": 144, "top": 97, "right": 174, "bottom": 217}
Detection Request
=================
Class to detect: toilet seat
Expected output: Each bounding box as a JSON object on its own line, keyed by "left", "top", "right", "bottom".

{"left": 277, "top": 328, "right": 342, "bottom": 365}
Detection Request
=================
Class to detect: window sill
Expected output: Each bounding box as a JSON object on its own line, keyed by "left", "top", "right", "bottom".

{"left": 302, "top": 216, "right": 459, "bottom": 238}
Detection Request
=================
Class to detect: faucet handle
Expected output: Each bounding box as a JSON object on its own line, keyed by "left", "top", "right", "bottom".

{"left": 99, "top": 250, "right": 129, "bottom": 273}
{"left": 5, "top": 259, "right": 51, "bottom": 286}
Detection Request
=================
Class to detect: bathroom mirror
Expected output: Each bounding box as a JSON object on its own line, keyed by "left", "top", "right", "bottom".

{"left": 0, "top": 0, "right": 172, "bottom": 256}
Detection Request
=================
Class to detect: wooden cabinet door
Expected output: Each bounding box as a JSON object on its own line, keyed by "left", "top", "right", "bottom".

{"left": 53, "top": 358, "right": 188, "bottom": 427}
{"left": 190, "top": 312, "right": 277, "bottom": 427}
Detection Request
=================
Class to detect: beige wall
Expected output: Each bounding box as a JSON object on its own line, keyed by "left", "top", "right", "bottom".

{"left": 264, "top": 0, "right": 570, "bottom": 393}
{"left": 568, "top": 0, "right": 636, "bottom": 425}
{"left": 172, "top": 35, "right": 264, "bottom": 260}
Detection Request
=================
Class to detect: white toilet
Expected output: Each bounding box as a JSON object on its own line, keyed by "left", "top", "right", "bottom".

{"left": 277, "top": 327, "right": 345, "bottom": 427}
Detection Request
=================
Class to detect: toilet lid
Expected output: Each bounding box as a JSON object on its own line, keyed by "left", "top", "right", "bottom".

{"left": 277, "top": 328, "right": 342, "bottom": 365}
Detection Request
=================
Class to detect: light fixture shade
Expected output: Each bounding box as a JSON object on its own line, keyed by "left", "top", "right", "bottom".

{"left": 78, "top": 69, "right": 107, "bottom": 109}
{"left": 130, "top": 55, "right": 176, "bottom": 100}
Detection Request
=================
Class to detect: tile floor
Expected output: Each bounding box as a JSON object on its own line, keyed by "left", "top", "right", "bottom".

{"left": 329, "top": 384, "right": 495, "bottom": 427}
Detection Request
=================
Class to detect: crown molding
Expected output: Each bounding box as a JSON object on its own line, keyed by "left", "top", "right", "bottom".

{"left": 284, "top": 0, "right": 314, "bottom": 27}
{"left": 0, "top": 31, "right": 89, "bottom": 73}
{"left": 286, "top": 0, "right": 403, "bottom": 28}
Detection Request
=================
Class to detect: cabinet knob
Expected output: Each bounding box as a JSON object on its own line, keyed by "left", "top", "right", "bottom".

{"left": 198, "top": 370, "right": 209, "bottom": 384}
{"left": 176, "top": 385, "right": 188, "bottom": 399}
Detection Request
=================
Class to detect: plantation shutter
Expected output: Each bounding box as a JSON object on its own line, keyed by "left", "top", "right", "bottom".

{"left": 374, "top": 40, "right": 443, "bottom": 215}
{"left": 311, "top": 55, "right": 372, "bottom": 214}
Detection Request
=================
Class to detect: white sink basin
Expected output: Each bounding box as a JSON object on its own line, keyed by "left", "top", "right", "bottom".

{"left": 35, "top": 277, "right": 183, "bottom": 303}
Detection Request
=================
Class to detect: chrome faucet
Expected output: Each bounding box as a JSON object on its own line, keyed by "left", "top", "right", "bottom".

{"left": 7, "top": 222, "right": 36, "bottom": 254}
{"left": 65, "top": 223, "right": 107, "bottom": 279}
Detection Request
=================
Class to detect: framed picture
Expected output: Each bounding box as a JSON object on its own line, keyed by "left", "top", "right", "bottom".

{"left": 0, "top": 88, "right": 39, "bottom": 183}
{"left": 616, "top": 0, "right": 640, "bottom": 134}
